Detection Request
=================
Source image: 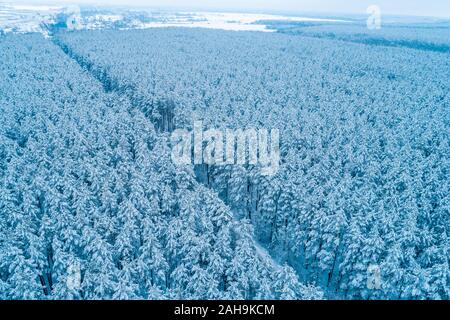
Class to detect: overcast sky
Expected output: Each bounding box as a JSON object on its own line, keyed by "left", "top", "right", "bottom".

{"left": 7, "top": 0, "right": 450, "bottom": 18}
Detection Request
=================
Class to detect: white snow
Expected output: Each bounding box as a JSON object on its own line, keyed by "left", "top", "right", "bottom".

{"left": 0, "top": 4, "right": 350, "bottom": 34}
{"left": 0, "top": 3, "right": 60, "bottom": 34}
{"left": 140, "top": 12, "right": 349, "bottom": 32}
{"left": 10, "top": 4, "right": 62, "bottom": 11}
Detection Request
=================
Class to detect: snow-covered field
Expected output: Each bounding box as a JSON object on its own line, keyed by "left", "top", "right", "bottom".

{"left": 0, "top": 3, "right": 349, "bottom": 34}
{"left": 139, "top": 12, "right": 348, "bottom": 32}
{"left": 0, "top": 3, "right": 61, "bottom": 33}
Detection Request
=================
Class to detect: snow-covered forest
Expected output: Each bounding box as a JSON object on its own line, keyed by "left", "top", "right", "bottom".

{"left": 0, "top": 33, "right": 324, "bottom": 299}
{"left": 0, "top": 13, "right": 449, "bottom": 300}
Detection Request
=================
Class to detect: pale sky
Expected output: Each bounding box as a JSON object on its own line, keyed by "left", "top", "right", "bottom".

{"left": 5, "top": 0, "right": 450, "bottom": 18}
